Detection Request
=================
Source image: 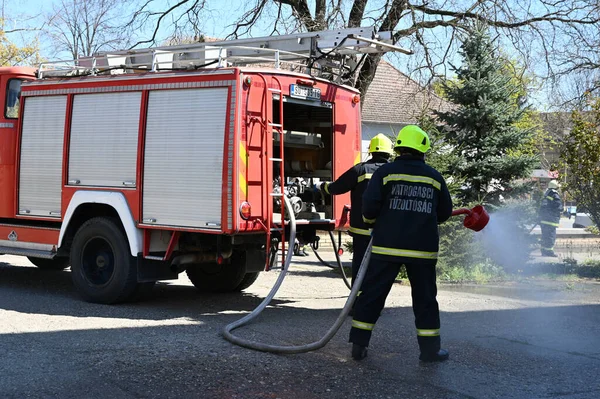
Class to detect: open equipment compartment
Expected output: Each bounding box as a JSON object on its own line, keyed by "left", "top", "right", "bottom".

{"left": 272, "top": 95, "right": 335, "bottom": 225}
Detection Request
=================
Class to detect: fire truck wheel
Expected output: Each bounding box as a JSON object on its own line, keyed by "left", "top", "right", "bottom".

{"left": 70, "top": 217, "right": 138, "bottom": 304}
{"left": 235, "top": 272, "right": 260, "bottom": 291}
{"left": 185, "top": 262, "right": 246, "bottom": 293}
{"left": 27, "top": 256, "right": 70, "bottom": 270}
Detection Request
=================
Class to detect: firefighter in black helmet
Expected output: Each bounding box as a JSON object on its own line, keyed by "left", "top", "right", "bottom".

{"left": 319, "top": 134, "right": 393, "bottom": 292}
{"left": 349, "top": 125, "right": 453, "bottom": 362}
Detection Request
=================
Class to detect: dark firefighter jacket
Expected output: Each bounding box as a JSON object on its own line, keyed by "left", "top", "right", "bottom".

{"left": 362, "top": 154, "right": 453, "bottom": 265}
{"left": 539, "top": 188, "right": 562, "bottom": 227}
{"left": 322, "top": 155, "right": 389, "bottom": 237}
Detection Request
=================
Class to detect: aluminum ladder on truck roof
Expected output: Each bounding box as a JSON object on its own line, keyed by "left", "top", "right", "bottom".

{"left": 37, "top": 26, "right": 412, "bottom": 84}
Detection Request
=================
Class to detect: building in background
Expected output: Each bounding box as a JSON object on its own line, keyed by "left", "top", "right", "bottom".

{"left": 360, "top": 61, "right": 452, "bottom": 160}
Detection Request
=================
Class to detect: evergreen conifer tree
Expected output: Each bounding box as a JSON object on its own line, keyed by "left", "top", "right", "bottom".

{"left": 436, "top": 24, "right": 537, "bottom": 206}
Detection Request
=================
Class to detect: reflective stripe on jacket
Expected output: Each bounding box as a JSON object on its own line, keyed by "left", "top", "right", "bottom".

{"left": 362, "top": 155, "right": 453, "bottom": 264}
{"left": 324, "top": 155, "right": 388, "bottom": 237}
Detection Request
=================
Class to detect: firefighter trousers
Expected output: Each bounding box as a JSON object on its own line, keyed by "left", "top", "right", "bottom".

{"left": 349, "top": 258, "right": 441, "bottom": 355}
{"left": 351, "top": 234, "right": 370, "bottom": 288}
{"left": 540, "top": 224, "right": 557, "bottom": 253}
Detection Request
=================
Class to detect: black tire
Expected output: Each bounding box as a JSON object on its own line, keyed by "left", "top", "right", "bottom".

{"left": 70, "top": 217, "right": 137, "bottom": 304}
{"left": 186, "top": 254, "right": 246, "bottom": 293}
{"left": 235, "top": 272, "right": 260, "bottom": 291}
{"left": 28, "top": 256, "right": 70, "bottom": 270}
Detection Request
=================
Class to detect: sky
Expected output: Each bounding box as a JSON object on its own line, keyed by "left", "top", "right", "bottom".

{"left": 3, "top": 0, "right": 421, "bottom": 83}
{"left": 4, "top": 0, "right": 557, "bottom": 108}
{"left": 4, "top": 0, "right": 275, "bottom": 53}
{"left": 2, "top": 0, "right": 462, "bottom": 93}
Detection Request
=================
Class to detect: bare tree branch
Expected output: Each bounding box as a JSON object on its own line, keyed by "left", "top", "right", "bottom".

{"left": 348, "top": 0, "right": 367, "bottom": 27}
{"left": 411, "top": 3, "right": 600, "bottom": 28}
{"left": 227, "top": 0, "right": 269, "bottom": 39}
{"left": 46, "top": 0, "right": 136, "bottom": 59}
{"left": 129, "top": 0, "right": 205, "bottom": 48}
{"left": 276, "top": 0, "right": 315, "bottom": 30}
{"left": 5, "top": 28, "right": 42, "bottom": 34}
{"left": 127, "top": 0, "right": 600, "bottom": 104}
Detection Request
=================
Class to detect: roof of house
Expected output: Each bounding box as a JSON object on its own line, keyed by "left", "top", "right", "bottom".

{"left": 361, "top": 60, "right": 453, "bottom": 124}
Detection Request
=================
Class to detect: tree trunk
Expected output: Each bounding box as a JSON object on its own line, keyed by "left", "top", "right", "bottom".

{"left": 355, "top": 54, "right": 382, "bottom": 98}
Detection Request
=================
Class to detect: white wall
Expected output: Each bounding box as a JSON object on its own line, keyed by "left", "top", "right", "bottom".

{"left": 361, "top": 121, "right": 406, "bottom": 161}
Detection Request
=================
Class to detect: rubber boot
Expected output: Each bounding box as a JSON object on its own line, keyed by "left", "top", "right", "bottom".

{"left": 419, "top": 349, "right": 449, "bottom": 362}
{"left": 417, "top": 335, "right": 448, "bottom": 362}
{"left": 351, "top": 343, "right": 368, "bottom": 361}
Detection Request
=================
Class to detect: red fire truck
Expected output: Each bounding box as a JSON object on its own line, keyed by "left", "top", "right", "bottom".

{"left": 0, "top": 27, "right": 406, "bottom": 303}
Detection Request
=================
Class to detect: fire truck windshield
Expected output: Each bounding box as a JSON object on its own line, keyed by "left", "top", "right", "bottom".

{"left": 5, "top": 79, "right": 22, "bottom": 119}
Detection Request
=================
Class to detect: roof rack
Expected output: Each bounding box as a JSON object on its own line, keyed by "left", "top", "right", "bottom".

{"left": 37, "top": 26, "right": 411, "bottom": 84}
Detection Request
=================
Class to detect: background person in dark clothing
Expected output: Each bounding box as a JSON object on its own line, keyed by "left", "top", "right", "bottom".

{"left": 349, "top": 125, "right": 453, "bottom": 362}
{"left": 539, "top": 180, "right": 562, "bottom": 257}
{"left": 319, "top": 134, "right": 393, "bottom": 289}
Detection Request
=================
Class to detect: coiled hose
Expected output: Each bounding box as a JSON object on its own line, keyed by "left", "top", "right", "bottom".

{"left": 222, "top": 196, "right": 372, "bottom": 354}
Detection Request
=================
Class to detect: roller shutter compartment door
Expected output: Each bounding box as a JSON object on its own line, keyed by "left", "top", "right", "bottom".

{"left": 68, "top": 92, "right": 142, "bottom": 187}
{"left": 19, "top": 95, "right": 67, "bottom": 217}
{"left": 143, "top": 88, "right": 228, "bottom": 228}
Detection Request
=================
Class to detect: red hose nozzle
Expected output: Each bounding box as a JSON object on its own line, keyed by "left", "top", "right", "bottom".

{"left": 451, "top": 205, "right": 489, "bottom": 232}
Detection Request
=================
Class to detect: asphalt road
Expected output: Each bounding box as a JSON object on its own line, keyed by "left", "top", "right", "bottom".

{"left": 1, "top": 252, "right": 600, "bottom": 399}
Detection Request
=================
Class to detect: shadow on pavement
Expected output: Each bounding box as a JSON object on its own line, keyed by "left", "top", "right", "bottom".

{"left": 2, "top": 301, "right": 600, "bottom": 399}
{"left": 0, "top": 262, "right": 296, "bottom": 321}
{"left": 2, "top": 251, "right": 600, "bottom": 397}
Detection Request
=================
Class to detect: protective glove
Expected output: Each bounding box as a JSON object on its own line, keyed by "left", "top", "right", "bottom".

{"left": 319, "top": 181, "right": 331, "bottom": 193}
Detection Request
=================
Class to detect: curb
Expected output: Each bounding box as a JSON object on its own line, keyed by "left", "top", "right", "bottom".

{"left": 315, "top": 232, "right": 600, "bottom": 250}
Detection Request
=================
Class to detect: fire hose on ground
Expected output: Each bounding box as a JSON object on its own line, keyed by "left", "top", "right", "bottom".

{"left": 223, "top": 195, "right": 371, "bottom": 354}
{"left": 222, "top": 199, "right": 489, "bottom": 354}
{"left": 311, "top": 205, "right": 352, "bottom": 289}
{"left": 310, "top": 230, "right": 351, "bottom": 290}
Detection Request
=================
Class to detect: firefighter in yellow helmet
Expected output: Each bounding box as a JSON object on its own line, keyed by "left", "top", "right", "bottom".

{"left": 349, "top": 125, "right": 453, "bottom": 362}
{"left": 319, "top": 133, "right": 393, "bottom": 294}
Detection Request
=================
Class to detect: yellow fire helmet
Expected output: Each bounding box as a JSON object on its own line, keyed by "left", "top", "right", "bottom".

{"left": 368, "top": 133, "right": 393, "bottom": 154}
{"left": 394, "top": 125, "right": 431, "bottom": 153}
{"left": 548, "top": 180, "right": 560, "bottom": 189}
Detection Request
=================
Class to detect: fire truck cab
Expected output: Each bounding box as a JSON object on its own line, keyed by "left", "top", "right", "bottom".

{"left": 0, "top": 67, "right": 35, "bottom": 215}
{"left": 0, "top": 28, "right": 407, "bottom": 304}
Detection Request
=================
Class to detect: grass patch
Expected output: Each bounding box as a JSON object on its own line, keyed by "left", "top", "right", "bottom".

{"left": 438, "top": 262, "right": 506, "bottom": 284}
{"left": 330, "top": 254, "right": 600, "bottom": 285}
{"left": 531, "top": 273, "right": 580, "bottom": 281}
{"left": 520, "top": 258, "right": 600, "bottom": 279}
